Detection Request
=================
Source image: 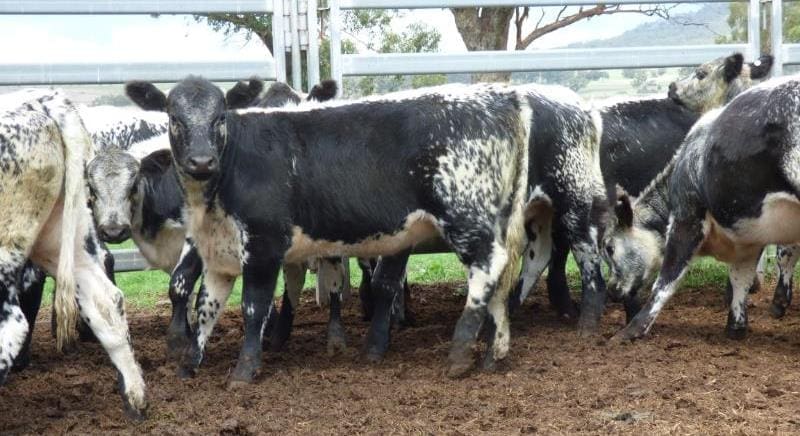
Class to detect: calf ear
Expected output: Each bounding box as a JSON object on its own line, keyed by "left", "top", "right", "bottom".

{"left": 749, "top": 55, "right": 774, "bottom": 80}
{"left": 614, "top": 185, "right": 634, "bottom": 229}
{"left": 724, "top": 53, "right": 744, "bottom": 83}
{"left": 307, "top": 80, "right": 338, "bottom": 102}
{"left": 125, "top": 81, "right": 167, "bottom": 112}
{"left": 226, "top": 77, "right": 264, "bottom": 109}
{"left": 139, "top": 149, "right": 173, "bottom": 177}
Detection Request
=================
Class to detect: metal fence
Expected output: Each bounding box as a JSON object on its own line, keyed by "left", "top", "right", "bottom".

{"left": 328, "top": 0, "right": 770, "bottom": 86}
{"left": 0, "top": 0, "right": 794, "bottom": 271}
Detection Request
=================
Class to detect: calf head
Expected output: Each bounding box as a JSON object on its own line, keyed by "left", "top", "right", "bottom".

{"left": 125, "top": 77, "right": 263, "bottom": 181}
{"left": 602, "top": 190, "right": 662, "bottom": 301}
{"left": 87, "top": 148, "right": 139, "bottom": 243}
{"left": 668, "top": 53, "right": 774, "bottom": 113}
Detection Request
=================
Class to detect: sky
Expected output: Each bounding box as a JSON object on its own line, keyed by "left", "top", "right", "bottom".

{"left": 0, "top": 5, "right": 702, "bottom": 64}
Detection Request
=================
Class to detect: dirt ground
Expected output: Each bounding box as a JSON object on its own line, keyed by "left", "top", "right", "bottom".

{"left": 3, "top": 280, "right": 800, "bottom": 435}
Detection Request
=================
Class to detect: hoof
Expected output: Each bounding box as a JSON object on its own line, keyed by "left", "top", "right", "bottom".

{"left": 770, "top": 303, "right": 788, "bottom": 319}
{"left": 608, "top": 327, "right": 642, "bottom": 345}
{"left": 327, "top": 337, "right": 347, "bottom": 357}
{"left": 482, "top": 351, "right": 497, "bottom": 372}
{"left": 122, "top": 399, "right": 147, "bottom": 423}
{"left": 446, "top": 360, "right": 474, "bottom": 379}
{"left": 226, "top": 378, "right": 253, "bottom": 391}
{"left": 364, "top": 349, "right": 385, "bottom": 364}
{"left": 11, "top": 351, "right": 31, "bottom": 373}
{"left": 165, "top": 333, "right": 191, "bottom": 362}
{"left": 725, "top": 325, "right": 748, "bottom": 340}
{"left": 230, "top": 358, "right": 260, "bottom": 386}
{"left": 176, "top": 365, "right": 197, "bottom": 379}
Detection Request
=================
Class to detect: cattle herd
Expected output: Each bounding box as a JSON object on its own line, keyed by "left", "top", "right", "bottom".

{"left": 0, "top": 52, "right": 795, "bottom": 421}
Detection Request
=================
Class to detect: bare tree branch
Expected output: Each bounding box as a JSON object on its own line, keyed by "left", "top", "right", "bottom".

{"left": 515, "top": 5, "right": 674, "bottom": 50}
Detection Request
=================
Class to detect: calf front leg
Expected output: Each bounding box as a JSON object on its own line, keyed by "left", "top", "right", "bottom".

{"left": 357, "top": 258, "right": 376, "bottom": 321}
{"left": 229, "top": 259, "right": 279, "bottom": 387}
{"left": 179, "top": 269, "right": 235, "bottom": 378}
{"left": 612, "top": 218, "right": 704, "bottom": 342}
{"left": 546, "top": 227, "right": 579, "bottom": 322}
{"left": 772, "top": 244, "right": 800, "bottom": 318}
{"left": 166, "top": 241, "right": 203, "bottom": 361}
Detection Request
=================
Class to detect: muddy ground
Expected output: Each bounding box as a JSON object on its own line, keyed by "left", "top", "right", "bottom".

{"left": 3, "top": 280, "right": 800, "bottom": 435}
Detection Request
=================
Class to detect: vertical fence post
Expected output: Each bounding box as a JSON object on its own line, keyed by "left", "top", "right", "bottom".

{"left": 289, "top": 0, "right": 303, "bottom": 89}
{"left": 748, "top": 0, "right": 761, "bottom": 59}
{"left": 307, "top": 0, "right": 320, "bottom": 88}
{"left": 771, "top": 0, "right": 783, "bottom": 76}
{"left": 272, "top": 0, "right": 287, "bottom": 82}
{"left": 329, "top": 0, "right": 342, "bottom": 91}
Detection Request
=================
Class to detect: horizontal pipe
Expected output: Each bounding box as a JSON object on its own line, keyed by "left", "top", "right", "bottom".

{"left": 341, "top": 44, "right": 749, "bottom": 76}
{"left": 339, "top": 0, "right": 735, "bottom": 9}
{"left": 0, "top": 0, "right": 272, "bottom": 14}
{"left": 0, "top": 60, "right": 277, "bottom": 85}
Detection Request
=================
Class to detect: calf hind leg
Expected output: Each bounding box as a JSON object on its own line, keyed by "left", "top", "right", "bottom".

{"left": 268, "top": 262, "right": 305, "bottom": 352}
{"left": 74, "top": 263, "right": 146, "bottom": 420}
{"left": 0, "top": 252, "right": 29, "bottom": 385}
{"left": 726, "top": 251, "right": 761, "bottom": 339}
{"left": 364, "top": 251, "right": 410, "bottom": 363}
{"left": 13, "top": 262, "right": 45, "bottom": 372}
{"left": 318, "top": 258, "right": 348, "bottom": 356}
{"left": 771, "top": 244, "right": 800, "bottom": 318}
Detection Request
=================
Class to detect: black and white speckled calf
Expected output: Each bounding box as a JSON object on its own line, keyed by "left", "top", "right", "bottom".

{"left": 611, "top": 74, "right": 800, "bottom": 343}
{"left": 506, "top": 84, "right": 609, "bottom": 333}
{"left": 0, "top": 89, "right": 146, "bottom": 420}
{"left": 602, "top": 54, "right": 783, "bottom": 329}
{"left": 126, "top": 78, "right": 531, "bottom": 382}
{"left": 86, "top": 80, "right": 347, "bottom": 361}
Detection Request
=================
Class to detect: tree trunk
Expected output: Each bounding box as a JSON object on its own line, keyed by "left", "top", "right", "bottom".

{"left": 451, "top": 8, "right": 515, "bottom": 83}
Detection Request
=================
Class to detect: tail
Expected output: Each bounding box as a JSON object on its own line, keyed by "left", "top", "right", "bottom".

{"left": 53, "top": 94, "right": 94, "bottom": 351}
{"left": 496, "top": 97, "right": 532, "bottom": 301}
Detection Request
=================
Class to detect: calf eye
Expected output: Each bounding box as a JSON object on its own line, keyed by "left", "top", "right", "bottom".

{"left": 605, "top": 245, "right": 614, "bottom": 257}
{"left": 695, "top": 70, "right": 707, "bottom": 80}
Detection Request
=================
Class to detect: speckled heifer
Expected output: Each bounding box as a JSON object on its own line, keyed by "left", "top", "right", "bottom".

{"left": 0, "top": 89, "right": 146, "bottom": 420}
{"left": 126, "top": 78, "right": 531, "bottom": 381}
{"left": 612, "top": 74, "right": 800, "bottom": 343}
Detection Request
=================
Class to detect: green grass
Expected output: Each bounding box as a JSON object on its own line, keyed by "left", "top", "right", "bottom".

{"left": 41, "top": 250, "right": 762, "bottom": 310}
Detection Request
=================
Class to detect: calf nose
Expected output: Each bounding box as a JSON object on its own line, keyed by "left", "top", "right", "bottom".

{"left": 667, "top": 82, "right": 677, "bottom": 98}
{"left": 187, "top": 156, "right": 217, "bottom": 173}
{"left": 100, "top": 224, "right": 131, "bottom": 243}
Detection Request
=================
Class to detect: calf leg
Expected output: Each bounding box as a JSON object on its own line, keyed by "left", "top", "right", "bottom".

{"left": 73, "top": 257, "right": 146, "bottom": 420}
{"left": 166, "top": 242, "right": 203, "bottom": 361}
{"left": 230, "top": 259, "right": 280, "bottom": 386}
{"left": 546, "top": 226, "right": 579, "bottom": 322}
{"left": 179, "top": 270, "right": 235, "bottom": 378}
{"left": 268, "top": 262, "right": 305, "bottom": 352}
{"left": 772, "top": 244, "right": 800, "bottom": 318}
{"left": 508, "top": 207, "right": 553, "bottom": 314}
{"left": 448, "top": 231, "right": 515, "bottom": 378}
{"left": 76, "top": 244, "right": 117, "bottom": 344}
{"left": 566, "top": 215, "right": 607, "bottom": 335}
{"left": 364, "top": 251, "right": 410, "bottom": 363}
{"left": 612, "top": 219, "right": 704, "bottom": 342}
{"left": 318, "top": 257, "right": 348, "bottom": 356}
{"left": 0, "top": 252, "right": 29, "bottom": 386}
{"left": 399, "top": 278, "right": 415, "bottom": 327}
{"left": 357, "top": 258, "right": 376, "bottom": 321}
{"left": 13, "top": 262, "right": 45, "bottom": 372}
{"left": 726, "top": 251, "right": 761, "bottom": 339}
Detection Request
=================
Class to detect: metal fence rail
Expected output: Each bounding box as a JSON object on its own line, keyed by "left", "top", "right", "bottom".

{"left": 329, "top": 0, "right": 765, "bottom": 87}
